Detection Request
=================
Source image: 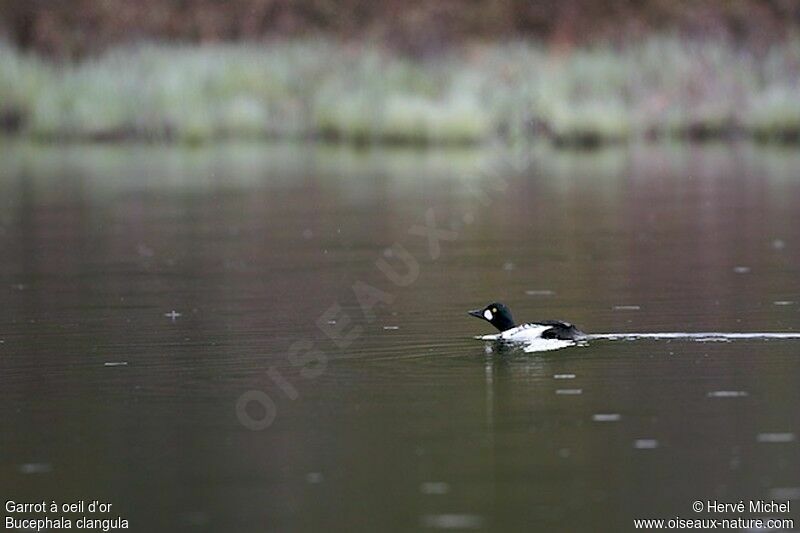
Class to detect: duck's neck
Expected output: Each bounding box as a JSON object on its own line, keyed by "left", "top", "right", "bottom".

{"left": 494, "top": 315, "right": 516, "bottom": 332}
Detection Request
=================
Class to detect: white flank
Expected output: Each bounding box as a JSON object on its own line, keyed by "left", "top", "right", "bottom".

{"left": 476, "top": 323, "right": 576, "bottom": 353}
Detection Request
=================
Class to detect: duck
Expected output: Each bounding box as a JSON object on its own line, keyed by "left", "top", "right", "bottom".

{"left": 467, "top": 302, "right": 585, "bottom": 345}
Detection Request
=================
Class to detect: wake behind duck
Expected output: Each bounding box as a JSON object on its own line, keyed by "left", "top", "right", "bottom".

{"left": 468, "top": 302, "right": 800, "bottom": 353}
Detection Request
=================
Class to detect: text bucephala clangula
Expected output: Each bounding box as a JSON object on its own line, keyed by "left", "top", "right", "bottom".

{"left": 468, "top": 302, "right": 585, "bottom": 351}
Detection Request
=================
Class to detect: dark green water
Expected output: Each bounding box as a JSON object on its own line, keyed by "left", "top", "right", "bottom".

{"left": 1, "top": 141, "right": 799, "bottom": 531}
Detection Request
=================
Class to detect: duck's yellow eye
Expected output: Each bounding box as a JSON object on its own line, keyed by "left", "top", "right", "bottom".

{"left": 492, "top": 308, "right": 497, "bottom": 313}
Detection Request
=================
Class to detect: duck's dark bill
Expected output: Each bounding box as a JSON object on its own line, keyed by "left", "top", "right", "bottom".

{"left": 468, "top": 309, "right": 484, "bottom": 318}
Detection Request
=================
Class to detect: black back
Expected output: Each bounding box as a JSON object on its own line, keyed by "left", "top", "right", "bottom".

{"left": 539, "top": 320, "right": 585, "bottom": 340}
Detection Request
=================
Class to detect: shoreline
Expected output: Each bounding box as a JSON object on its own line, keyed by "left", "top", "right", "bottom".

{"left": 2, "top": 37, "right": 800, "bottom": 146}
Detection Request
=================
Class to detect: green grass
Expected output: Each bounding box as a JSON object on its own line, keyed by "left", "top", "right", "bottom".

{"left": 1, "top": 36, "right": 799, "bottom": 145}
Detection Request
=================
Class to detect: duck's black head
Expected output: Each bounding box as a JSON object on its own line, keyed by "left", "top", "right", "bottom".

{"left": 468, "top": 302, "right": 516, "bottom": 332}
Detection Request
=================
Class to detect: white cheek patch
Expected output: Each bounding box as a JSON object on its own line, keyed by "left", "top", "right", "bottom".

{"left": 483, "top": 309, "right": 493, "bottom": 320}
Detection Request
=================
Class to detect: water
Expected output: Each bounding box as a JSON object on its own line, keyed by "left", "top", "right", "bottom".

{"left": 1, "top": 141, "right": 799, "bottom": 531}
{"left": 590, "top": 333, "right": 800, "bottom": 340}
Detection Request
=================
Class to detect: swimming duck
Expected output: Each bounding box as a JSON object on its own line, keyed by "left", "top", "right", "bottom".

{"left": 468, "top": 302, "right": 585, "bottom": 343}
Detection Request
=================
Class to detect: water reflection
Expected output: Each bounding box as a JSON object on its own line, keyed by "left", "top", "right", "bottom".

{"left": 1, "top": 140, "right": 799, "bottom": 531}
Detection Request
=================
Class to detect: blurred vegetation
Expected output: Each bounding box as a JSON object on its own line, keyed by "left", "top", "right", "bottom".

{"left": 1, "top": 1, "right": 799, "bottom": 145}
{"left": 1, "top": 37, "right": 799, "bottom": 145}
{"left": 1, "top": 1, "right": 799, "bottom": 58}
